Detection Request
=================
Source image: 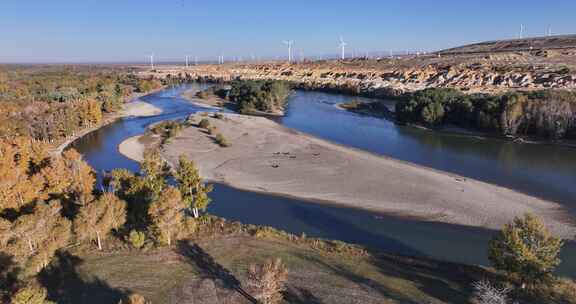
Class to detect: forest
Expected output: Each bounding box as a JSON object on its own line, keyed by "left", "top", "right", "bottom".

{"left": 395, "top": 88, "right": 576, "bottom": 140}
{"left": 0, "top": 66, "right": 164, "bottom": 143}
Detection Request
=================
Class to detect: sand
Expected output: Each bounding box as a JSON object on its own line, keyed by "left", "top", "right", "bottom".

{"left": 118, "top": 136, "right": 146, "bottom": 162}
{"left": 121, "top": 100, "right": 163, "bottom": 117}
{"left": 119, "top": 113, "right": 576, "bottom": 238}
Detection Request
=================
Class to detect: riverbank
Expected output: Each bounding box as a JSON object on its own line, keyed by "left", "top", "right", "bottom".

{"left": 53, "top": 93, "right": 163, "bottom": 155}
{"left": 118, "top": 112, "right": 576, "bottom": 239}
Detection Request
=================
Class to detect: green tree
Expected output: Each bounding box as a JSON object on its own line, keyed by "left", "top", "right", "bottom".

{"left": 488, "top": 213, "right": 564, "bottom": 289}
{"left": 421, "top": 102, "right": 445, "bottom": 125}
{"left": 174, "top": 155, "right": 213, "bottom": 218}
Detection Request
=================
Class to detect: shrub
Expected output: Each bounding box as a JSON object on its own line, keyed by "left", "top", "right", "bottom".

{"left": 488, "top": 214, "right": 563, "bottom": 290}
{"left": 215, "top": 133, "right": 229, "bottom": 147}
{"left": 150, "top": 120, "right": 183, "bottom": 140}
{"left": 213, "top": 112, "right": 224, "bottom": 119}
{"left": 128, "top": 230, "right": 146, "bottom": 249}
{"left": 207, "top": 126, "right": 217, "bottom": 135}
{"left": 198, "top": 118, "right": 210, "bottom": 129}
{"left": 470, "top": 280, "right": 513, "bottom": 304}
{"left": 247, "top": 258, "right": 288, "bottom": 304}
{"left": 10, "top": 284, "right": 53, "bottom": 304}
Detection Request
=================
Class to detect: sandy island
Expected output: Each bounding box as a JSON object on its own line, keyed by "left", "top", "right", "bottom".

{"left": 119, "top": 112, "right": 576, "bottom": 238}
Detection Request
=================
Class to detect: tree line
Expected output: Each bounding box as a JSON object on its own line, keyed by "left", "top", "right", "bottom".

{"left": 226, "top": 80, "right": 292, "bottom": 114}
{"left": 395, "top": 88, "right": 576, "bottom": 140}
{"left": 0, "top": 66, "right": 164, "bottom": 143}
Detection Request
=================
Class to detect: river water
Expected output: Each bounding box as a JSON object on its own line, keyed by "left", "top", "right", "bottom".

{"left": 70, "top": 83, "right": 576, "bottom": 276}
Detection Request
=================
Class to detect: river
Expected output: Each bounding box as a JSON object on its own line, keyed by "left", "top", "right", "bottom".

{"left": 70, "top": 83, "right": 576, "bottom": 276}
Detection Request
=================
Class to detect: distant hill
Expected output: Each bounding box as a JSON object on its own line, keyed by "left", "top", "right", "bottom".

{"left": 439, "top": 35, "right": 576, "bottom": 55}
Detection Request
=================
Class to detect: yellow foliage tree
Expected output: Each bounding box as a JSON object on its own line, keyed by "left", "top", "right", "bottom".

{"left": 148, "top": 186, "right": 185, "bottom": 246}
{"left": 74, "top": 193, "right": 127, "bottom": 250}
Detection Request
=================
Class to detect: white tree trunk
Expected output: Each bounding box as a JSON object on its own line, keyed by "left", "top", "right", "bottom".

{"left": 27, "top": 238, "right": 34, "bottom": 252}
{"left": 192, "top": 207, "right": 199, "bottom": 218}
{"left": 96, "top": 231, "right": 102, "bottom": 250}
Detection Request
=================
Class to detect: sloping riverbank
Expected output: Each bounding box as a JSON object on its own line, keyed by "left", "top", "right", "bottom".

{"left": 119, "top": 112, "right": 576, "bottom": 239}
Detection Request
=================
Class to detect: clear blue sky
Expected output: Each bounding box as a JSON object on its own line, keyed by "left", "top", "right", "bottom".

{"left": 1, "top": 0, "right": 575, "bottom": 63}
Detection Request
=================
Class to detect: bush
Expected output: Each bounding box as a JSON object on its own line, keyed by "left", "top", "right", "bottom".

{"left": 470, "top": 280, "right": 513, "bottom": 304}
{"left": 10, "top": 284, "right": 52, "bottom": 304}
{"left": 128, "top": 230, "right": 146, "bottom": 249}
{"left": 198, "top": 118, "right": 210, "bottom": 129}
{"left": 215, "top": 133, "right": 229, "bottom": 147}
{"left": 213, "top": 112, "right": 224, "bottom": 119}
{"left": 247, "top": 258, "right": 288, "bottom": 304}
{"left": 150, "top": 120, "right": 183, "bottom": 140}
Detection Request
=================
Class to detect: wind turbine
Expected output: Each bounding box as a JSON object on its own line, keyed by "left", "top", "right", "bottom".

{"left": 547, "top": 25, "right": 553, "bottom": 37}
{"left": 339, "top": 36, "right": 347, "bottom": 60}
{"left": 149, "top": 53, "right": 155, "bottom": 69}
{"left": 185, "top": 55, "right": 189, "bottom": 68}
{"left": 519, "top": 24, "right": 525, "bottom": 39}
{"left": 283, "top": 40, "right": 294, "bottom": 63}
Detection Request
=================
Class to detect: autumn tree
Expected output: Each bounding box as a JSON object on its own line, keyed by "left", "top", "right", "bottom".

{"left": 175, "top": 155, "right": 213, "bottom": 218}
{"left": 246, "top": 258, "right": 288, "bottom": 304}
{"left": 61, "top": 149, "right": 95, "bottom": 206}
{"left": 0, "top": 137, "right": 48, "bottom": 211}
{"left": 148, "top": 186, "right": 185, "bottom": 246}
{"left": 140, "top": 150, "right": 169, "bottom": 201}
{"left": 74, "top": 193, "right": 127, "bottom": 250}
{"left": 489, "top": 213, "right": 564, "bottom": 289}
{"left": 5, "top": 201, "right": 71, "bottom": 276}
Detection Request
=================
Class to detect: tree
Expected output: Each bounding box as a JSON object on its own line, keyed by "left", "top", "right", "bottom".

{"left": 174, "top": 155, "right": 213, "bottom": 218}
{"left": 9, "top": 201, "right": 71, "bottom": 275}
{"left": 488, "top": 213, "right": 563, "bottom": 289}
{"left": 421, "top": 102, "right": 445, "bottom": 125}
{"left": 74, "top": 193, "right": 127, "bottom": 250}
{"left": 61, "top": 149, "right": 96, "bottom": 206}
{"left": 148, "top": 186, "right": 185, "bottom": 246}
{"left": 10, "top": 284, "right": 54, "bottom": 304}
{"left": 140, "top": 150, "right": 168, "bottom": 201}
{"left": 246, "top": 258, "right": 288, "bottom": 304}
